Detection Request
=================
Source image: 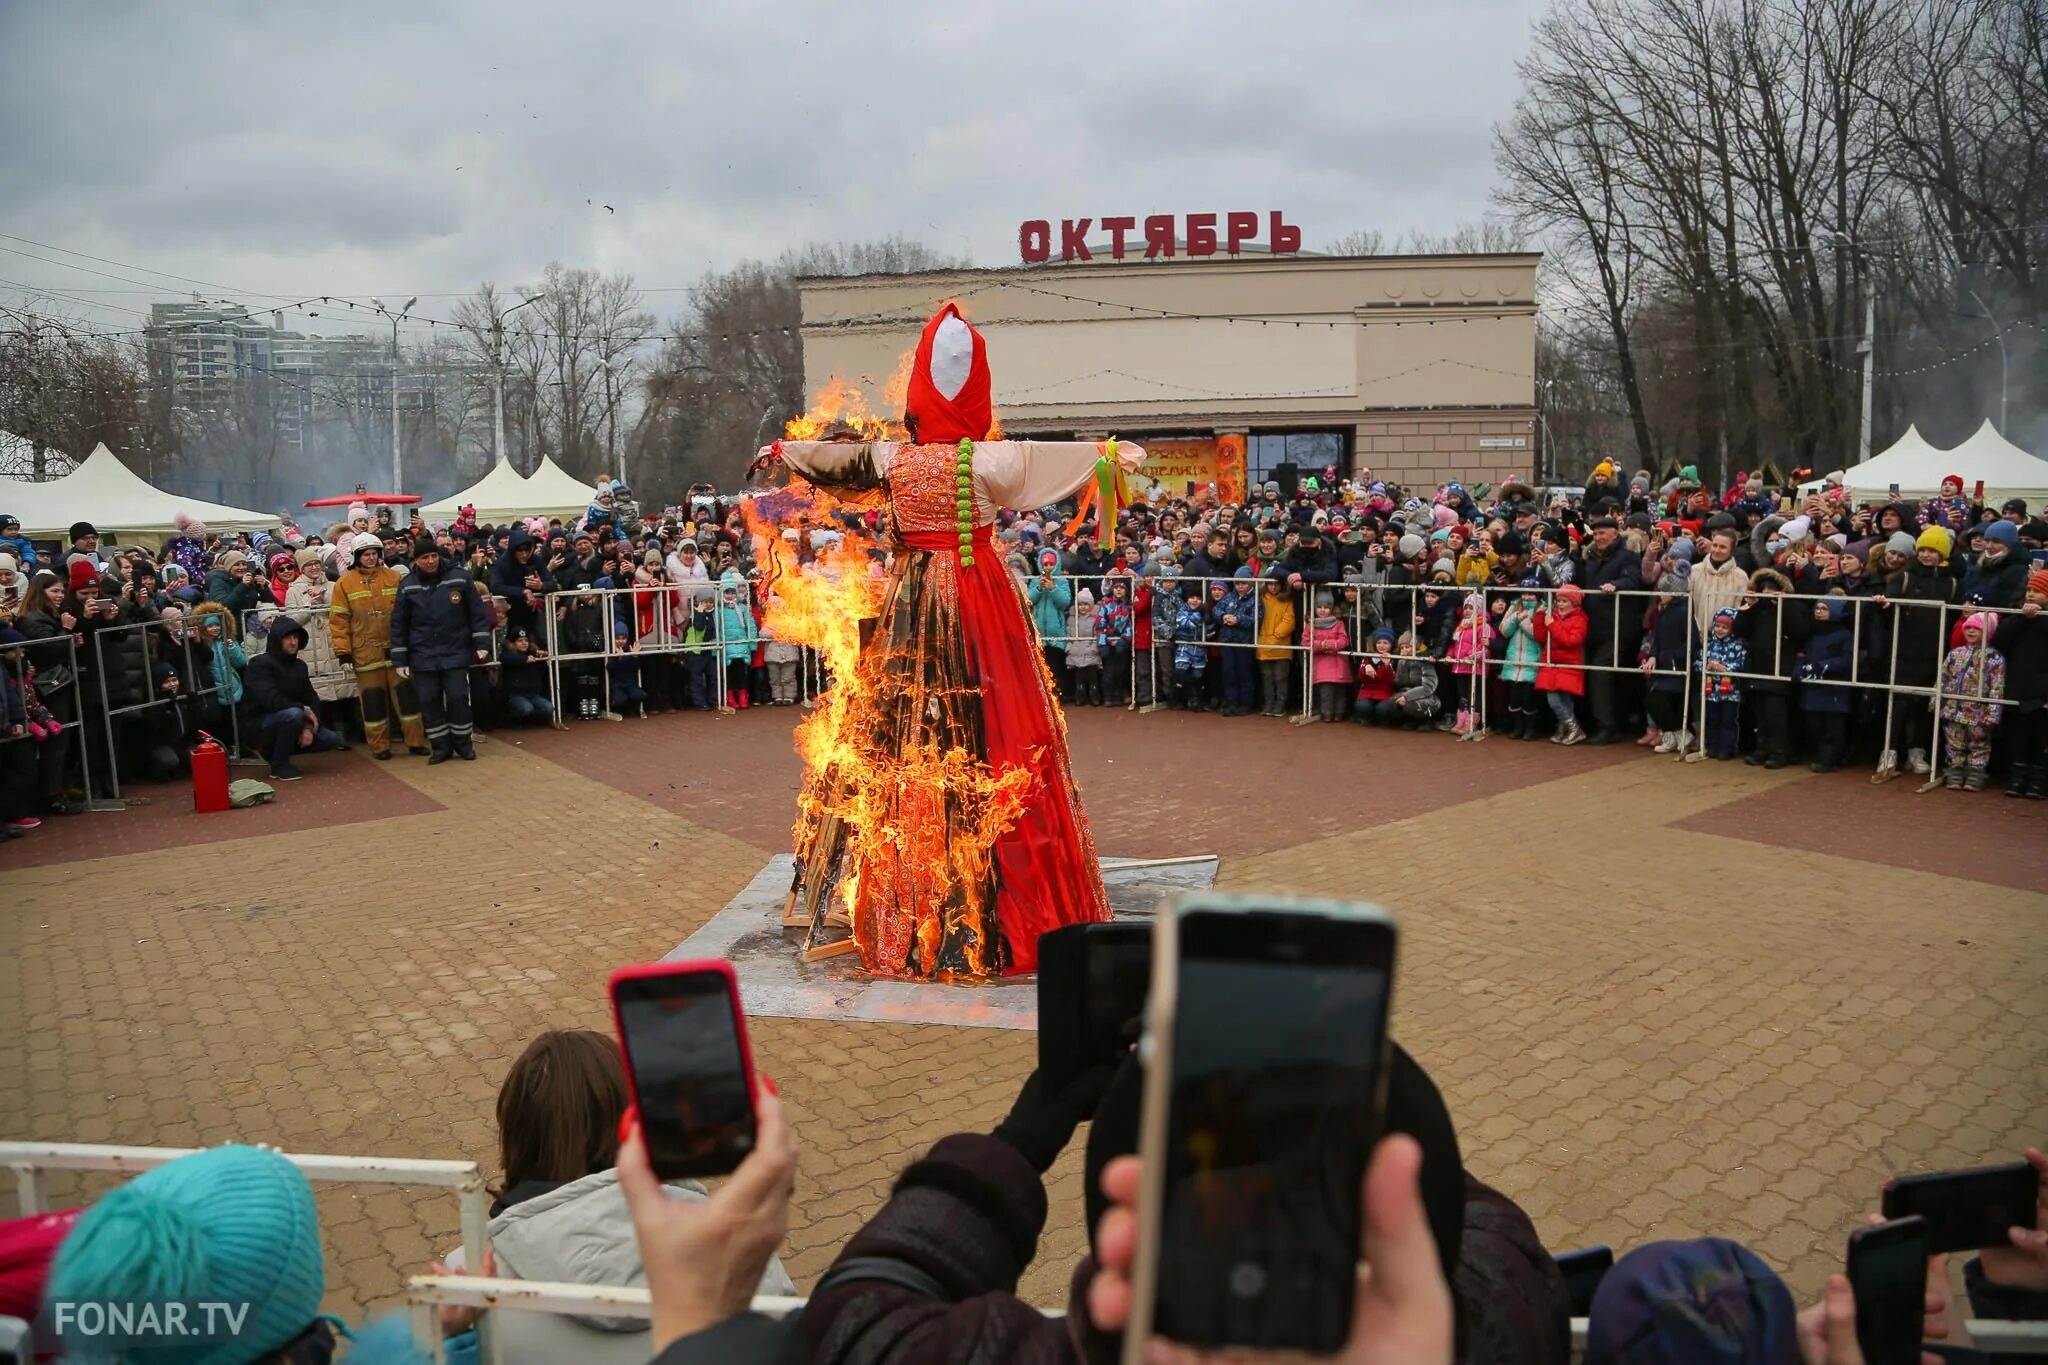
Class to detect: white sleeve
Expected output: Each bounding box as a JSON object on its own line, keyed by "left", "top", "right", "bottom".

{"left": 977, "top": 441, "right": 1145, "bottom": 511}
{"left": 776, "top": 441, "right": 897, "bottom": 490}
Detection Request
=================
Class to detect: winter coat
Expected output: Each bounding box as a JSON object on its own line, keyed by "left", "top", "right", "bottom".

{"left": 716, "top": 591, "right": 757, "bottom": 664}
{"left": 1355, "top": 652, "right": 1397, "bottom": 702}
{"left": 390, "top": 563, "right": 490, "bottom": 673}
{"left": 198, "top": 633, "right": 246, "bottom": 707}
{"left": 1210, "top": 588, "right": 1256, "bottom": 647}
{"left": 1270, "top": 539, "right": 1341, "bottom": 589}
{"left": 1094, "top": 595, "right": 1132, "bottom": 652}
{"left": 1254, "top": 590, "right": 1296, "bottom": 662}
{"left": 490, "top": 535, "right": 556, "bottom": 633}
{"left": 82, "top": 596, "right": 157, "bottom": 709}
{"left": 1578, "top": 542, "right": 1645, "bottom": 658}
{"left": 1991, "top": 609, "right": 2047, "bottom": 710}
{"left": 1796, "top": 604, "right": 1856, "bottom": 714}
{"left": 1065, "top": 593, "right": 1101, "bottom": 666}
{"left": 1499, "top": 603, "right": 1544, "bottom": 684}
{"left": 1392, "top": 654, "right": 1439, "bottom": 710}
{"left": 1446, "top": 609, "right": 1494, "bottom": 678}
{"left": 1308, "top": 616, "right": 1351, "bottom": 684}
{"left": 1960, "top": 549, "right": 2030, "bottom": 608}
{"left": 1025, "top": 570, "right": 1072, "bottom": 643}
{"left": 1738, "top": 574, "right": 1803, "bottom": 695}
{"left": 1699, "top": 630, "right": 1748, "bottom": 703}
{"left": 1129, "top": 580, "right": 1154, "bottom": 651}
{"left": 203, "top": 567, "right": 262, "bottom": 619}
{"left": 1939, "top": 644, "right": 2005, "bottom": 726}
{"left": 1641, "top": 598, "right": 1692, "bottom": 695}
{"left": 499, "top": 647, "right": 551, "bottom": 698}
{"left": 446, "top": 1168, "right": 794, "bottom": 1365}
{"left": 282, "top": 578, "right": 356, "bottom": 701}
{"left": 1689, "top": 555, "right": 1751, "bottom": 636}
{"left": 1172, "top": 603, "right": 1208, "bottom": 672}
{"left": 1533, "top": 607, "right": 1587, "bottom": 696}
{"left": 1879, "top": 566, "right": 1956, "bottom": 687}
{"left": 242, "top": 617, "right": 322, "bottom": 716}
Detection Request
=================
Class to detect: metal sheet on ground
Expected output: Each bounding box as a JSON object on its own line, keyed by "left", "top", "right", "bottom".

{"left": 665, "top": 853, "right": 1218, "bottom": 1029}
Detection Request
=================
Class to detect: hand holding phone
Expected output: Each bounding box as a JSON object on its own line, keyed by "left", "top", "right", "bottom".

{"left": 1845, "top": 1216, "right": 1929, "bottom": 1365}
{"left": 610, "top": 961, "right": 759, "bottom": 1180}
{"left": 1883, "top": 1158, "right": 2039, "bottom": 1255}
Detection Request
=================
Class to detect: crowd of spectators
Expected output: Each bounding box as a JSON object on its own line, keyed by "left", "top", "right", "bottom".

{"left": 5, "top": 460, "right": 2044, "bottom": 840}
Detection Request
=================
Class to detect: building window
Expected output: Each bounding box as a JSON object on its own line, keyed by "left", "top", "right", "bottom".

{"left": 1246, "top": 431, "right": 1349, "bottom": 485}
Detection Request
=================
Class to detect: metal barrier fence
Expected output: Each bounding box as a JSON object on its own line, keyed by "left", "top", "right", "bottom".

{"left": 88, "top": 616, "right": 250, "bottom": 799}
{"left": 0, "top": 633, "right": 95, "bottom": 807}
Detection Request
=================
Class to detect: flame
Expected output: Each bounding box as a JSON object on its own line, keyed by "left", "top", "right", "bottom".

{"left": 744, "top": 462, "right": 1029, "bottom": 981}
{"left": 784, "top": 374, "right": 904, "bottom": 442}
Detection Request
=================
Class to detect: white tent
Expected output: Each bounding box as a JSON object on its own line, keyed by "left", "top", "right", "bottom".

{"left": 0, "top": 443, "right": 275, "bottom": 539}
{"left": 1801, "top": 421, "right": 2048, "bottom": 508}
{"left": 417, "top": 454, "right": 599, "bottom": 524}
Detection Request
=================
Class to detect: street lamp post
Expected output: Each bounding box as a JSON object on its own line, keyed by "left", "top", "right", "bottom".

{"left": 1964, "top": 288, "right": 2008, "bottom": 433}
{"left": 1827, "top": 228, "right": 1877, "bottom": 465}
{"left": 481, "top": 292, "right": 547, "bottom": 472}
{"left": 371, "top": 297, "right": 417, "bottom": 492}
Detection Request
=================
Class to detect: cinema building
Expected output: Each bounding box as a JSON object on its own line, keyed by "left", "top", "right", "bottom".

{"left": 796, "top": 247, "right": 1541, "bottom": 498}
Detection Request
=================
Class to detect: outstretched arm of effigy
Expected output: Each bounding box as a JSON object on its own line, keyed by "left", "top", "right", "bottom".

{"left": 975, "top": 440, "right": 1146, "bottom": 510}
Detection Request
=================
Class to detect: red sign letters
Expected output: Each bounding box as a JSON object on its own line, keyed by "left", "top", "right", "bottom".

{"left": 1018, "top": 212, "right": 1302, "bottom": 263}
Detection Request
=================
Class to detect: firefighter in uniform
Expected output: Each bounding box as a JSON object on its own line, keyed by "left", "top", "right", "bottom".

{"left": 329, "top": 538, "right": 426, "bottom": 758}
{"left": 391, "top": 537, "right": 491, "bottom": 763}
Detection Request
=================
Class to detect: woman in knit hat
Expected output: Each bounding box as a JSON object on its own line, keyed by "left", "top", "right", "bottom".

{"left": 45, "top": 1143, "right": 482, "bottom": 1363}
{"left": 1868, "top": 527, "right": 1958, "bottom": 778}
{"left": 283, "top": 547, "right": 356, "bottom": 708}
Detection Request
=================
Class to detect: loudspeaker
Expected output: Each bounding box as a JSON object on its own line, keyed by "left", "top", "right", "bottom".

{"left": 1272, "top": 462, "right": 1301, "bottom": 498}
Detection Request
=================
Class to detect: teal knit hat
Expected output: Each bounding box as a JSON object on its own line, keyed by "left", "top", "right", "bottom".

{"left": 46, "top": 1144, "right": 325, "bottom": 1364}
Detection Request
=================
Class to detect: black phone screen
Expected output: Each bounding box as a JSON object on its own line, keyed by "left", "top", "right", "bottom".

{"left": 1883, "top": 1162, "right": 2036, "bottom": 1254}
{"left": 1157, "top": 911, "right": 1394, "bottom": 1353}
{"left": 1038, "top": 923, "right": 1149, "bottom": 1088}
{"left": 615, "top": 973, "right": 755, "bottom": 1180}
{"left": 1849, "top": 1218, "right": 1928, "bottom": 1365}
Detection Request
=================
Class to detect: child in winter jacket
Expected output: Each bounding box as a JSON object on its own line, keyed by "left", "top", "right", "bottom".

{"left": 716, "top": 576, "right": 757, "bottom": 708}
{"left": 1498, "top": 583, "right": 1546, "bottom": 740}
{"left": 1535, "top": 584, "right": 1589, "bottom": 745}
{"left": 1445, "top": 593, "right": 1496, "bottom": 738}
{"left": 1939, "top": 611, "right": 2006, "bottom": 790}
{"left": 761, "top": 593, "right": 802, "bottom": 706}
{"left": 1212, "top": 570, "right": 1258, "bottom": 716}
{"left": 608, "top": 623, "right": 649, "bottom": 716}
{"left": 1254, "top": 576, "right": 1297, "bottom": 717}
{"left": 1066, "top": 587, "right": 1103, "bottom": 705}
{"left": 1307, "top": 592, "right": 1352, "bottom": 722}
{"left": 1172, "top": 585, "right": 1209, "bottom": 710}
{"left": 1695, "top": 607, "right": 1748, "bottom": 760}
{"left": 1387, "top": 632, "right": 1441, "bottom": 726}
{"left": 1095, "top": 578, "right": 1134, "bottom": 707}
{"left": 497, "top": 626, "right": 554, "bottom": 724}
{"left": 1638, "top": 568, "right": 1694, "bottom": 752}
{"left": 1353, "top": 627, "right": 1397, "bottom": 723}
{"left": 1794, "top": 598, "right": 1855, "bottom": 771}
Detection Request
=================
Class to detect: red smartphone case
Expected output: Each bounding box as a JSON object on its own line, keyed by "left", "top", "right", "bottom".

{"left": 607, "top": 959, "right": 760, "bottom": 1138}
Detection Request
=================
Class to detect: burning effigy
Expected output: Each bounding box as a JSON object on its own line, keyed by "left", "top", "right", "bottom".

{"left": 745, "top": 304, "right": 1145, "bottom": 981}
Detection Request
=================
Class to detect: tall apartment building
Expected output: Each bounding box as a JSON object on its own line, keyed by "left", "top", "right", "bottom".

{"left": 148, "top": 301, "right": 392, "bottom": 453}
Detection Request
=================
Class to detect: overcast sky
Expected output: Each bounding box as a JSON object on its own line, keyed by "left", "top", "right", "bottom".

{"left": 0, "top": 0, "right": 1545, "bottom": 336}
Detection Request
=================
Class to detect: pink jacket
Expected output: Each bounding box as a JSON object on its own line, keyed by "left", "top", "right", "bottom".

{"left": 1447, "top": 612, "right": 1496, "bottom": 676}
{"left": 1308, "top": 617, "right": 1352, "bottom": 684}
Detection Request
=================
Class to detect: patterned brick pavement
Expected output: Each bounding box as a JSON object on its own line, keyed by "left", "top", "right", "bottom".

{"left": 2, "top": 706, "right": 2043, "bottom": 1325}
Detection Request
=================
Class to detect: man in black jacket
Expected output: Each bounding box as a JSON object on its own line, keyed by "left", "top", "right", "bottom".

{"left": 1578, "top": 517, "right": 1645, "bottom": 744}
{"left": 242, "top": 615, "right": 344, "bottom": 780}
{"left": 392, "top": 538, "right": 491, "bottom": 764}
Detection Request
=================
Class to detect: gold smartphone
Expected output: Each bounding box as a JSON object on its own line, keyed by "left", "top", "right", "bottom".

{"left": 1123, "top": 894, "right": 1397, "bottom": 1361}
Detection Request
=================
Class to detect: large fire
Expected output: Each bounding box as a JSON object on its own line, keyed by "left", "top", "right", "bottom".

{"left": 742, "top": 364, "right": 1024, "bottom": 979}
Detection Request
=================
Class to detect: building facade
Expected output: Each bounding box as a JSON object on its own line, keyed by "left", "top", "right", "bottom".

{"left": 796, "top": 252, "right": 1540, "bottom": 493}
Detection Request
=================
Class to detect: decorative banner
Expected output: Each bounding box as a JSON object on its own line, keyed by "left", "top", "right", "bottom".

{"left": 1128, "top": 435, "right": 1247, "bottom": 506}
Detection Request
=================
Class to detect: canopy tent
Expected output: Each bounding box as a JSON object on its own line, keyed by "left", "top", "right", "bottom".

{"left": 417, "top": 454, "right": 599, "bottom": 524}
{"left": 0, "top": 443, "right": 275, "bottom": 539}
{"left": 1801, "top": 421, "right": 2048, "bottom": 508}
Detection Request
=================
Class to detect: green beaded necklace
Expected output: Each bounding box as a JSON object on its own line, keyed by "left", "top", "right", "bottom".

{"left": 955, "top": 437, "right": 976, "bottom": 568}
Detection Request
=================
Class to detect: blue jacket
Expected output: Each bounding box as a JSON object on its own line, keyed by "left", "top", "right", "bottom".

{"left": 716, "top": 593, "right": 756, "bottom": 663}
{"left": 391, "top": 562, "right": 490, "bottom": 672}
{"left": 1172, "top": 604, "right": 1208, "bottom": 672}
{"left": 1026, "top": 571, "right": 1072, "bottom": 642}
{"left": 0, "top": 532, "right": 36, "bottom": 568}
{"left": 1795, "top": 605, "right": 1856, "bottom": 713}
{"left": 1211, "top": 589, "right": 1257, "bottom": 645}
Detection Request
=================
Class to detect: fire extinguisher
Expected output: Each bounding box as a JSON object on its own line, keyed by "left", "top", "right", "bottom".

{"left": 192, "top": 730, "right": 230, "bottom": 814}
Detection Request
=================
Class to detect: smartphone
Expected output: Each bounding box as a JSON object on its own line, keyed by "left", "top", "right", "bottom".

{"left": 608, "top": 961, "right": 758, "bottom": 1180}
{"left": 1883, "top": 1161, "right": 2036, "bottom": 1254}
{"left": 1555, "top": 1245, "right": 1615, "bottom": 1318}
{"left": 1888, "top": 482, "right": 1901, "bottom": 500}
{"left": 1125, "top": 895, "right": 1397, "bottom": 1361}
{"left": 1847, "top": 1215, "right": 1928, "bottom": 1365}
{"left": 1037, "top": 922, "right": 1150, "bottom": 1089}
